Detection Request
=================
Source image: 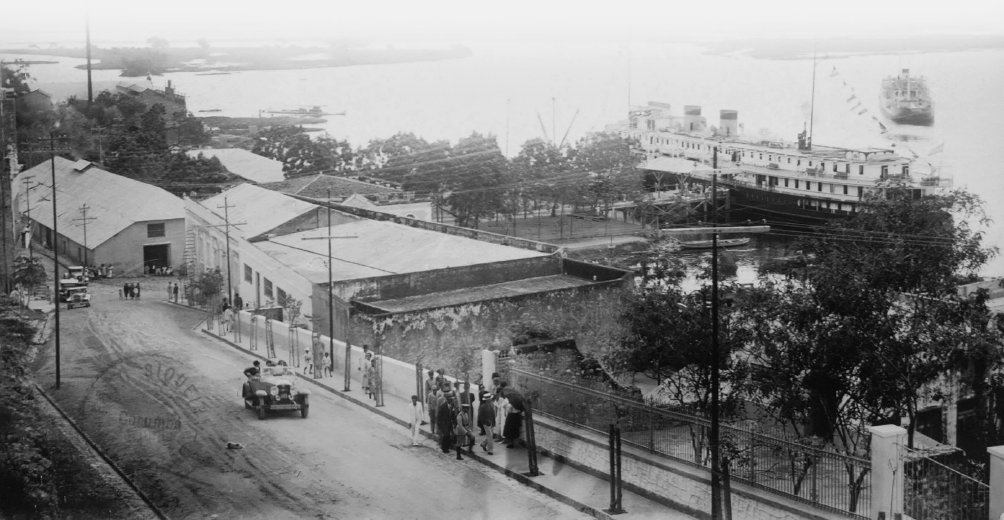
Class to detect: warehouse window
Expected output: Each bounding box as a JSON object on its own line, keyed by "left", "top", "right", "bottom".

{"left": 264, "top": 278, "right": 273, "bottom": 298}
{"left": 147, "top": 223, "right": 165, "bottom": 238}
{"left": 244, "top": 264, "right": 252, "bottom": 283}
{"left": 277, "top": 287, "right": 287, "bottom": 306}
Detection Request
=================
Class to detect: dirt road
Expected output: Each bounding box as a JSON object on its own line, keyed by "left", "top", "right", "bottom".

{"left": 33, "top": 281, "right": 587, "bottom": 519}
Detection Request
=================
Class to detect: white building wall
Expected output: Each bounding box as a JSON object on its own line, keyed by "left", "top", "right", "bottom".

{"left": 186, "top": 198, "right": 316, "bottom": 328}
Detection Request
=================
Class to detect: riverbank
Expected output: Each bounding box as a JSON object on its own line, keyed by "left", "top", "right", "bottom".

{"left": 1, "top": 43, "right": 473, "bottom": 76}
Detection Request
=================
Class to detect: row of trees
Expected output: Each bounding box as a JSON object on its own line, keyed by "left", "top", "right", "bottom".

{"left": 252, "top": 127, "right": 641, "bottom": 229}
{"left": 612, "top": 182, "right": 1003, "bottom": 463}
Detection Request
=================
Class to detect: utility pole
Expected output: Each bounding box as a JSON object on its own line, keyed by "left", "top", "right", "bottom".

{"left": 215, "top": 197, "right": 240, "bottom": 301}
{"left": 301, "top": 194, "right": 357, "bottom": 389}
{"left": 21, "top": 175, "right": 39, "bottom": 258}
{"left": 30, "top": 130, "right": 69, "bottom": 389}
{"left": 0, "top": 78, "right": 16, "bottom": 294}
{"left": 660, "top": 163, "right": 770, "bottom": 520}
{"left": 72, "top": 204, "right": 96, "bottom": 267}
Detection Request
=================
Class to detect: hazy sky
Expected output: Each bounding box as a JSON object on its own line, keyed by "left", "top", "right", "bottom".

{"left": 2, "top": 0, "right": 1002, "bottom": 46}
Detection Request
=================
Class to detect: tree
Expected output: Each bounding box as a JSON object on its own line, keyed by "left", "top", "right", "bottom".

{"left": 440, "top": 133, "right": 511, "bottom": 228}
{"left": 571, "top": 132, "right": 642, "bottom": 214}
{"left": 252, "top": 126, "right": 354, "bottom": 176}
{"left": 11, "top": 256, "right": 46, "bottom": 310}
{"left": 147, "top": 36, "right": 169, "bottom": 50}
{"left": 749, "top": 184, "right": 999, "bottom": 450}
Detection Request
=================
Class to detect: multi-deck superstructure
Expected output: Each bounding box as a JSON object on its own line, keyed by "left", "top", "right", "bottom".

{"left": 615, "top": 102, "right": 951, "bottom": 223}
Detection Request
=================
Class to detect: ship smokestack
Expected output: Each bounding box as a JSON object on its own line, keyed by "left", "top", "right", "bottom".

{"left": 684, "top": 105, "right": 702, "bottom": 131}
{"left": 719, "top": 110, "right": 738, "bottom": 136}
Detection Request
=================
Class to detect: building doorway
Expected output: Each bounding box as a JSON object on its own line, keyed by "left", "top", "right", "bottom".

{"left": 143, "top": 244, "right": 171, "bottom": 273}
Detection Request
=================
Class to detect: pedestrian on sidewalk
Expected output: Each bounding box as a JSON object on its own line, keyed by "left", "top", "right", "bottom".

{"left": 424, "top": 370, "right": 437, "bottom": 424}
{"left": 501, "top": 387, "right": 526, "bottom": 449}
{"left": 494, "top": 383, "right": 509, "bottom": 442}
{"left": 408, "top": 395, "right": 424, "bottom": 446}
{"left": 455, "top": 402, "right": 476, "bottom": 458}
{"left": 478, "top": 395, "right": 496, "bottom": 455}
{"left": 122, "top": 282, "right": 129, "bottom": 299}
{"left": 173, "top": 283, "right": 179, "bottom": 303}
{"left": 135, "top": 283, "right": 141, "bottom": 299}
{"left": 322, "top": 352, "right": 332, "bottom": 377}
{"left": 362, "top": 351, "right": 375, "bottom": 399}
{"left": 234, "top": 292, "right": 243, "bottom": 311}
{"left": 437, "top": 388, "right": 457, "bottom": 455}
{"left": 427, "top": 383, "right": 440, "bottom": 434}
{"left": 303, "top": 349, "right": 313, "bottom": 375}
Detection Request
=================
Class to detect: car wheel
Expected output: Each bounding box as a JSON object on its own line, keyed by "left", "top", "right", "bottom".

{"left": 301, "top": 406, "right": 309, "bottom": 419}
{"left": 257, "top": 399, "right": 266, "bottom": 420}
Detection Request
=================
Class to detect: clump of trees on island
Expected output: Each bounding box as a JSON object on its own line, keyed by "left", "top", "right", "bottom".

{"left": 4, "top": 61, "right": 230, "bottom": 196}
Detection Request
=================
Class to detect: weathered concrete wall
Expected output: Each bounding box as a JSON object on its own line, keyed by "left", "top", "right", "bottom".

{"left": 533, "top": 417, "right": 846, "bottom": 520}
{"left": 347, "top": 282, "right": 629, "bottom": 375}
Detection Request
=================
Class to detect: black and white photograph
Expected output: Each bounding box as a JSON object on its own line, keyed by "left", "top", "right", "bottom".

{"left": 1, "top": 1, "right": 1003, "bottom": 519}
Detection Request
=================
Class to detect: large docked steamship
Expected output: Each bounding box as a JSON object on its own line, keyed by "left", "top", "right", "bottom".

{"left": 618, "top": 103, "right": 951, "bottom": 224}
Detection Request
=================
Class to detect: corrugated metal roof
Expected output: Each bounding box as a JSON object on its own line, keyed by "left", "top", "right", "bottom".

{"left": 262, "top": 173, "right": 399, "bottom": 199}
{"left": 186, "top": 149, "right": 286, "bottom": 184}
{"left": 365, "top": 275, "right": 592, "bottom": 313}
{"left": 17, "top": 157, "right": 184, "bottom": 247}
{"left": 255, "top": 219, "right": 548, "bottom": 284}
{"left": 200, "top": 184, "right": 320, "bottom": 238}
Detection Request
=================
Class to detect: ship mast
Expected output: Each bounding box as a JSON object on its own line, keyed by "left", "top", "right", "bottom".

{"left": 808, "top": 45, "right": 817, "bottom": 150}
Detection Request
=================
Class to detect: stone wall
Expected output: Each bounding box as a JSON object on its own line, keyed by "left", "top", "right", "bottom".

{"left": 348, "top": 281, "right": 629, "bottom": 376}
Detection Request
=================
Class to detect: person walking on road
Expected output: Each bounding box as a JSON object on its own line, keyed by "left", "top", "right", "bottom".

{"left": 478, "top": 395, "right": 496, "bottom": 455}
{"left": 303, "top": 348, "right": 313, "bottom": 375}
{"left": 408, "top": 395, "right": 424, "bottom": 446}
{"left": 172, "top": 283, "right": 179, "bottom": 303}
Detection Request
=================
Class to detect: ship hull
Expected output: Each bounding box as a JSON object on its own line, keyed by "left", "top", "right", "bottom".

{"left": 880, "top": 105, "right": 934, "bottom": 126}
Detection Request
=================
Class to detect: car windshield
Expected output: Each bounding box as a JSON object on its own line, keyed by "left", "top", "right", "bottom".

{"left": 262, "top": 366, "right": 290, "bottom": 377}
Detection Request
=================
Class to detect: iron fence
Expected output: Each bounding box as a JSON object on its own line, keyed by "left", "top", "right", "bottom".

{"left": 511, "top": 368, "right": 871, "bottom": 518}
{"left": 904, "top": 447, "right": 989, "bottom": 520}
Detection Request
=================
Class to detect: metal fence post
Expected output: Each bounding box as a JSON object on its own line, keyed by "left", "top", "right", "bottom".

{"left": 374, "top": 345, "right": 384, "bottom": 407}
{"left": 265, "top": 318, "right": 275, "bottom": 359}
{"left": 605, "top": 423, "right": 626, "bottom": 514}
{"left": 343, "top": 341, "right": 352, "bottom": 392}
{"left": 524, "top": 401, "right": 540, "bottom": 477}
{"left": 648, "top": 400, "right": 655, "bottom": 453}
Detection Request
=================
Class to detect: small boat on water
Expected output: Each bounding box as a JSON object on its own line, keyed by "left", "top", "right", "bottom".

{"left": 879, "top": 69, "right": 934, "bottom": 126}
{"left": 678, "top": 237, "right": 750, "bottom": 250}
{"left": 266, "top": 106, "right": 346, "bottom": 117}
{"left": 198, "top": 109, "right": 222, "bottom": 113}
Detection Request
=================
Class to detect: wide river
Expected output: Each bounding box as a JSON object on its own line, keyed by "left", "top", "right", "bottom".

{"left": 4, "top": 40, "right": 1002, "bottom": 276}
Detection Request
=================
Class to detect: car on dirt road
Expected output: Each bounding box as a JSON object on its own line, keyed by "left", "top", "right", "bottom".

{"left": 65, "top": 286, "right": 91, "bottom": 309}
{"left": 242, "top": 364, "right": 310, "bottom": 419}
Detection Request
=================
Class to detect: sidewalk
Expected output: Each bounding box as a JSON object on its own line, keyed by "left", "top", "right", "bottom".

{"left": 190, "top": 304, "right": 695, "bottom": 520}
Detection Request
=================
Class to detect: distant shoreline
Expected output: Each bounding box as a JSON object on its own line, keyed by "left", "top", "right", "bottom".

{"left": 0, "top": 44, "right": 473, "bottom": 76}
{"left": 703, "top": 34, "right": 1004, "bottom": 60}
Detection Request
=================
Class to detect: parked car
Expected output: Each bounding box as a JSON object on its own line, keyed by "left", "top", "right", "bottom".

{"left": 242, "top": 364, "right": 309, "bottom": 419}
{"left": 65, "top": 286, "right": 91, "bottom": 309}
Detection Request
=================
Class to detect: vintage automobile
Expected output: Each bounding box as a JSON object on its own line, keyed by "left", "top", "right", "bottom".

{"left": 242, "top": 364, "right": 309, "bottom": 419}
{"left": 58, "top": 279, "right": 88, "bottom": 303}
{"left": 65, "top": 286, "right": 91, "bottom": 309}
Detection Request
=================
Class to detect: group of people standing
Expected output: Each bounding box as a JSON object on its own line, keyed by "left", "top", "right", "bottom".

{"left": 303, "top": 347, "right": 333, "bottom": 378}
{"left": 409, "top": 370, "right": 524, "bottom": 461}
{"left": 120, "top": 282, "right": 141, "bottom": 299}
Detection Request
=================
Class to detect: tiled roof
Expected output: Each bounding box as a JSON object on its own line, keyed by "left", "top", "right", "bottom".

{"left": 17, "top": 158, "right": 184, "bottom": 247}
{"left": 186, "top": 149, "right": 285, "bottom": 184}
{"left": 261, "top": 174, "right": 399, "bottom": 200}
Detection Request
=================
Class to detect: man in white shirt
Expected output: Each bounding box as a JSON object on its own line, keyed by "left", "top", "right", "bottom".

{"left": 408, "top": 394, "right": 425, "bottom": 446}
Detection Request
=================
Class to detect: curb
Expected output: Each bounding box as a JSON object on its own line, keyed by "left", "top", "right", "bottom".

{"left": 200, "top": 328, "right": 613, "bottom": 520}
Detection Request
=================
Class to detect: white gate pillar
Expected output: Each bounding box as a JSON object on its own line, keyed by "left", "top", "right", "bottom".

{"left": 869, "top": 425, "right": 906, "bottom": 520}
